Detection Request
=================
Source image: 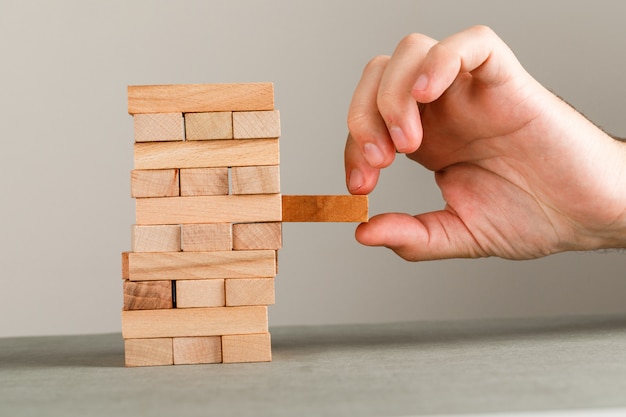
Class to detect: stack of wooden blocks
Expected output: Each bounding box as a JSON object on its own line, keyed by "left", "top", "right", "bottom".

{"left": 122, "top": 83, "right": 281, "bottom": 367}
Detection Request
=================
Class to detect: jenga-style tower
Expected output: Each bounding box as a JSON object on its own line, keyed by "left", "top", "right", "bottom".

{"left": 121, "top": 82, "right": 369, "bottom": 367}
{"left": 122, "top": 83, "right": 281, "bottom": 366}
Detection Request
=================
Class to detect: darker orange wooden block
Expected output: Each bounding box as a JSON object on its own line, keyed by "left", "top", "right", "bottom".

{"left": 281, "top": 195, "right": 368, "bottom": 222}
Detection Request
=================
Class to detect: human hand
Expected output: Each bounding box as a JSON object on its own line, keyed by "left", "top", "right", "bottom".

{"left": 345, "top": 26, "right": 626, "bottom": 261}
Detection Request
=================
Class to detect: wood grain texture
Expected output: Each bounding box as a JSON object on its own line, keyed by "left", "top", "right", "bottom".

{"left": 232, "top": 222, "right": 281, "bottom": 250}
{"left": 133, "top": 113, "right": 184, "bottom": 142}
{"left": 134, "top": 139, "right": 279, "bottom": 170}
{"left": 124, "top": 338, "right": 173, "bottom": 367}
{"left": 127, "top": 250, "right": 277, "bottom": 281}
{"left": 179, "top": 168, "right": 229, "bottom": 196}
{"left": 231, "top": 165, "right": 280, "bottom": 195}
{"left": 131, "top": 225, "right": 181, "bottom": 252}
{"left": 176, "top": 279, "right": 225, "bottom": 308}
{"left": 225, "top": 278, "right": 275, "bottom": 307}
{"left": 131, "top": 169, "right": 179, "bottom": 198}
{"left": 128, "top": 83, "right": 274, "bottom": 114}
{"left": 122, "top": 252, "right": 130, "bottom": 279}
{"left": 181, "top": 223, "right": 232, "bottom": 252}
{"left": 123, "top": 281, "right": 173, "bottom": 310}
{"left": 184, "top": 112, "right": 233, "bottom": 140}
{"left": 281, "top": 195, "right": 369, "bottom": 222}
{"left": 123, "top": 280, "right": 173, "bottom": 310}
{"left": 135, "top": 194, "right": 281, "bottom": 225}
{"left": 233, "top": 110, "right": 280, "bottom": 139}
{"left": 222, "top": 333, "right": 271, "bottom": 363}
{"left": 122, "top": 306, "right": 268, "bottom": 338}
{"left": 173, "top": 337, "right": 222, "bottom": 365}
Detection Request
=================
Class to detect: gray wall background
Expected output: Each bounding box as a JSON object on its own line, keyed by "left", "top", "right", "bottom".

{"left": 1, "top": 0, "right": 624, "bottom": 337}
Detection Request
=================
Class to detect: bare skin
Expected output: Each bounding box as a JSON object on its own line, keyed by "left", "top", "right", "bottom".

{"left": 345, "top": 26, "right": 626, "bottom": 261}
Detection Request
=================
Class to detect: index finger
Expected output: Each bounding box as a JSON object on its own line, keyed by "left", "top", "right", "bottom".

{"left": 345, "top": 55, "right": 396, "bottom": 195}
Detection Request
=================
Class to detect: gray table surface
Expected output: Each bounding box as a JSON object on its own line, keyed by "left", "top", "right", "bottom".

{"left": 1, "top": 315, "right": 626, "bottom": 417}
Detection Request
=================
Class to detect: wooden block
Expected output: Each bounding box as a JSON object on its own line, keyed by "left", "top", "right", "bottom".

{"left": 232, "top": 222, "right": 281, "bottom": 250}
{"left": 231, "top": 165, "right": 280, "bottom": 195}
{"left": 134, "top": 139, "right": 279, "bottom": 170}
{"left": 131, "top": 169, "right": 180, "bottom": 198}
{"left": 133, "top": 113, "right": 184, "bottom": 142}
{"left": 122, "top": 306, "right": 268, "bottom": 338}
{"left": 122, "top": 252, "right": 130, "bottom": 279}
{"left": 233, "top": 110, "right": 280, "bottom": 139}
{"left": 225, "top": 278, "right": 275, "bottom": 307}
{"left": 222, "top": 333, "right": 271, "bottom": 363}
{"left": 128, "top": 83, "right": 274, "bottom": 114}
{"left": 176, "top": 279, "right": 225, "bottom": 308}
{"left": 123, "top": 280, "right": 173, "bottom": 310}
{"left": 179, "top": 168, "right": 229, "bottom": 196}
{"left": 131, "top": 225, "right": 181, "bottom": 252}
{"left": 185, "top": 112, "right": 232, "bottom": 140}
{"left": 182, "top": 223, "right": 232, "bottom": 252}
{"left": 127, "top": 250, "right": 276, "bottom": 281}
{"left": 136, "top": 194, "right": 281, "bottom": 225}
{"left": 125, "top": 338, "right": 173, "bottom": 367}
{"left": 281, "top": 195, "right": 369, "bottom": 222}
{"left": 173, "top": 337, "right": 222, "bottom": 365}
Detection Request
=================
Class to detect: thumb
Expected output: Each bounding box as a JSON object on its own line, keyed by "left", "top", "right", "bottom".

{"left": 355, "top": 212, "right": 485, "bottom": 261}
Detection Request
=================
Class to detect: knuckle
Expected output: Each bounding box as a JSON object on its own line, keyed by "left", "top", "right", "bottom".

{"left": 346, "top": 111, "right": 373, "bottom": 140}
{"left": 377, "top": 88, "right": 396, "bottom": 106}
{"left": 394, "top": 247, "right": 420, "bottom": 262}
{"left": 397, "top": 32, "right": 431, "bottom": 49}
{"left": 363, "top": 55, "right": 390, "bottom": 74}
{"left": 468, "top": 24, "right": 496, "bottom": 39}
{"left": 376, "top": 90, "right": 398, "bottom": 123}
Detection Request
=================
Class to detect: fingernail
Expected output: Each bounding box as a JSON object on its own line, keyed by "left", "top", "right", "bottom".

{"left": 363, "top": 143, "right": 385, "bottom": 166}
{"left": 413, "top": 73, "right": 428, "bottom": 91}
{"left": 389, "top": 125, "right": 409, "bottom": 151}
{"left": 348, "top": 168, "right": 364, "bottom": 192}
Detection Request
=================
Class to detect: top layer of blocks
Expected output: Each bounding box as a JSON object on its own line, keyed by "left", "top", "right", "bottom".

{"left": 128, "top": 83, "right": 275, "bottom": 114}
{"left": 130, "top": 83, "right": 279, "bottom": 143}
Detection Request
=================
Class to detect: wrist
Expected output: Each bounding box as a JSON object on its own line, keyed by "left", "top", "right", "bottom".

{"left": 592, "top": 137, "right": 626, "bottom": 250}
{"left": 612, "top": 139, "right": 626, "bottom": 248}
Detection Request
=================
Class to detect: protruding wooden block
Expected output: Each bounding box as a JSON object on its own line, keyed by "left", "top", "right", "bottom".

{"left": 185, "top": 112, "right": 233, "bottom": 140}
{"left": 176, "top": 279, "right": 225, "bottom": 308}
{"left": 222, "top": 333, "right": 271, "bottom": 363}
{"left": 128, "top": 83, "right": 274, "bottom": 114}
{"left": 180, "top": 168, "right": 229, "bottom": 196}
{"left": 182, "top": 223, "right": 232, "bottom": 252}
{"left": 123, "top": 280, "right": 172, "bottom": 310}
{"left": 281, "top": 195, "right": 369, "bottom": 222}
{"left": 231, "top": 165, "right": 280, "bottom": 195}
{"left": 136, "top": 194, "right": 282, "bottom": 225}
{"left": 133, "top": 113, "right": 184, "bottom": 142}
{"left": 131, "top": 225, "right": 181, "bottom": 252}
{"left": 233, "top": 110, "right": 280, "bottom": 139}
{"left": 122, "top": 306, "right": 268, "bottom": 338}
{"left": 225, "top": 278, "right": 275, "bottom": 307}
{"left": 131, "top": 169, "right": 179, "bottom": 198}
{"left": 232, "top": 222, "right": 281, "bottom": 250}
{"left": 127, "top": 250, "right": 276, "bottom": 281}
{"left": 134, "top": 139, "right": 279, "bottom": 170}
{"left": 122, "top": 252, "right": 130, "bottom": 279}
{"left": 124, "top": 338, "right": 173, "bottom": 367}
{"left": 173, "top": 337, "right": 222, "bottom": 365}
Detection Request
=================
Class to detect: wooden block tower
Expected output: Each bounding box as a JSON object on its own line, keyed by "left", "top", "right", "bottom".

{"left": 121, "top": 82, "right": 369, "bottom": 367}
{"left": 122, "top": 83, "right": 281, "bottom": 366}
